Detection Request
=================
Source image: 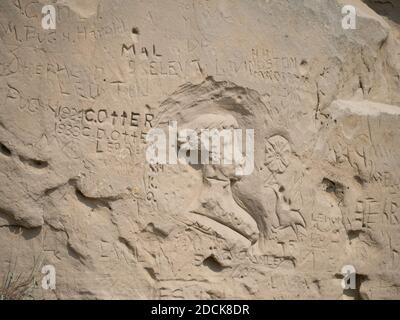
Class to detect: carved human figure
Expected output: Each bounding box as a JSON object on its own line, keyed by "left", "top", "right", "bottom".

{"left": 152, "top": 79, "right": 306, "bottom": 252}
{"left": 179, "top": 114, "right": 283, "bottom": 251}
{"left": 181, "top": 113, "right": 260, "bottom": 244}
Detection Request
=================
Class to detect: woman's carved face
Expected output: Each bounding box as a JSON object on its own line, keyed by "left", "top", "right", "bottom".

{"left": 178, "top": 113, "right": 245, "bottom": 180}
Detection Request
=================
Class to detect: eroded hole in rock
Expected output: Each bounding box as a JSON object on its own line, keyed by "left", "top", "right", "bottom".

{"left": 322, "top": 178, "right": 345, "bottom": 203}
{"left": 19, "top": 156, "right": 48, "bottom": 169}
{"left": 0, "top": 142, "right": 12, "bottom": 157}
{"left": 347, "top": 229, "right": 363, "bottom": 241}
{"left": 202, "top": 255, "right": 224, "bottom": 272}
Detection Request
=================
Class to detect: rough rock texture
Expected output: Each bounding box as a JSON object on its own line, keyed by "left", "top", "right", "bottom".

{"left": 1, "top": 0, "right": 400, "bottom": 299}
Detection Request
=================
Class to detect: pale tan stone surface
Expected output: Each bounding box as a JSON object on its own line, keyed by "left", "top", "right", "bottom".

{"left": 0, "top": 0, "right": 400, "bottom": 299}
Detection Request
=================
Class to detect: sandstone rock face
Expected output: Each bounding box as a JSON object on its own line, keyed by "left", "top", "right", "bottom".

{"left": 1, "top": 0, "right": 400, "bottom": 299}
